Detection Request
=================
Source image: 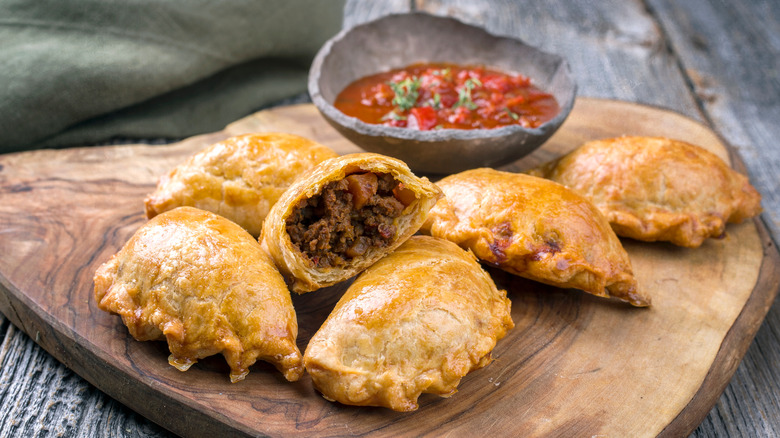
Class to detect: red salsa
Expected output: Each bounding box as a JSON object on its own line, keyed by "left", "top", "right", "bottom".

{"left": 333, "top": 63, "right": 560, "bottom": 130}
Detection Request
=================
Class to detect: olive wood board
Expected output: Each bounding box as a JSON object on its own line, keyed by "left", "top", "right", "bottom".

{"left": 0, "top": 98, "right": 777, "bottom": 438}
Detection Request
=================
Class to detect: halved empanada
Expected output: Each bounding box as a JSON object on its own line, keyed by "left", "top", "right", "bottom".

{"left": 261, "top": 153, "right": 443, "bottom": 293}
{"left": 421, "top": 168, "right": 649, "bottom": 306}
{"left": 529, "top": 136, "right": 762, "bottom": 247}
{"left": 144, "top": 132, "right": 338, "bottom": 236}
{"left": 304, "top": 235, "right": 514, "bottom": 412}
{"left": 94, "top": 206, "right": 304, "bottom": 382}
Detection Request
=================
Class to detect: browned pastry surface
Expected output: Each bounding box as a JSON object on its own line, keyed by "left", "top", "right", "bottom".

{"left": 144, "top": 132, "right": 338, "bottom": 236}
{"left": 421, "top": 168, "right": 649, "bottom": 306}
{"left": 304, "top": 236, "right": 514, "bottom": 412}
{"left": 529, "top": 136, "right": 762, "bottom": 247}
{"left": 261, "top": 153, "right": 443, "bottom": 293}
{"left": 94, "top": 206, "right": 303, "bottom": 382}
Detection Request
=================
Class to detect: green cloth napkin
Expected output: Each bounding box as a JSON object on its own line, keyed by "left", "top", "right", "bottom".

{"left": 0, "top": 0, "right": 345, "bottom": 153}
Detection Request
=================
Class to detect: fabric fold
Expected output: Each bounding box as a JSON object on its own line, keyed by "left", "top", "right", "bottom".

{"left": 0, "top": 0, "right": 344, "bottom": 152}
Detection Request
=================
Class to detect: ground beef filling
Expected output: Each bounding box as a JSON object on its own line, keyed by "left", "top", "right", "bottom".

{"left": 286, "top": 172, "right": 413, "bottom": 268}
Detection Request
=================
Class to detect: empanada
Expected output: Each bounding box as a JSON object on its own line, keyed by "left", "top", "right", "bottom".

{"left": 421, "top": 168, "right": 648, "bottom": 306}
{"left": 304, "top": 236, "right": 514, "bottom": 412}
{"left": 261, "top": 153, "right": 443, "bottom": 293}
{"left": 528, "top": 136, "right": 762, "bottom": 247}
{"left": 144, "top": 132, "right": 338, "bottom": 236}
{"left": 94, "top": 206, "right": 304, "bottom": 382}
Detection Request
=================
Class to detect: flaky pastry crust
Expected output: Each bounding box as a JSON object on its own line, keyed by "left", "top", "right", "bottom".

{"left": 144, "top": 132, "right": 338, "bottom": 236}
{"left": 261, "top": 153, "right": 443, "bottom": 293}
{"left": 304, "top": 236, "right": 514, "bottom": 411}
{"left": 421, "top": 168, "right": 648, "bottom": 306}
{"left": 528, "top": 136, "right": 762, "bottom": 247}
{"left": 94, "top": 206, "right": 303, "bottom": 382}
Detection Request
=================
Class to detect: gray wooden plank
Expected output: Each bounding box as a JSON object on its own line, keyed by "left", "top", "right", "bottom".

{"left": 418, "top": 0, "right": 703, "bottom": 118}
{"left": 646, "top": 0, "right": 780, "bottom": 243}
{"left": 0, "top": 323, "right": 170, "bottom": 438}
{"left": 343, "top": 0, "right": 410, "bottom": 28}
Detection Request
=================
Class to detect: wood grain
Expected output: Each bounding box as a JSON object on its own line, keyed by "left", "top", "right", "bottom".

{"left": 0, "top": 99, "right": 776, "bottom": 437}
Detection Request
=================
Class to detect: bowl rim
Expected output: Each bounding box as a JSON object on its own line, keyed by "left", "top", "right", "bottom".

{"left": 308, "top": 11, "right": 577, "bottom": 143}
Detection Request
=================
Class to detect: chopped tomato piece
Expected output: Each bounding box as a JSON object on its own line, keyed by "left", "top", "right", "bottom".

{"left": 482, "top": 74, "right": 511, "bottom": 92}
{"left": 408, "top": 106, "right": 438, "bottom": 130}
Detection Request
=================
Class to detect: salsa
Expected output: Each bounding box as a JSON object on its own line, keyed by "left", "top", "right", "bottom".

{"left": 333, "top": 63, "right": 560, "bottom": 131}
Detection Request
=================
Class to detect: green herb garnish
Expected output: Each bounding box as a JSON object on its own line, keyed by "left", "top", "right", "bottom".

{"left": 454, "top": 77, "right": 481, "bottom": 110}
{"left": 505, "top": 108, "right": 520, "bottom": 120}
{"left": 430, "top": 92, "right": 442, "bottom": 109}
{"left": 432, "top": 67, "right": 452, "bottom": 78}
{"left": 388, "top": 77, "right": 421, "bottom": 111}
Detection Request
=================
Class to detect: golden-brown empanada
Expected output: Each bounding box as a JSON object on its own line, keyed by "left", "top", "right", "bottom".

{"left": 421, "top": 168, "right": 648, "bottom": 306}
{"left": 144, "top": 132, "right": 338, "bottom": 236}
{"left": 304, "top": 235, "right": 514, "bottom": 412}
{"left": 94, "top": 206, "right": 304, "bottom": 382}
{"left": 528, "top": 136, "right": 762, "bottom": 247}
{"left": 261, "top": 153, "right": 443, "bottom": 293}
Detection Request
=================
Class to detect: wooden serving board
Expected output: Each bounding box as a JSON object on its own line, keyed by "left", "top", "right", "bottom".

{"left": 0, "top": 98, "right": 777, "bottom": 437}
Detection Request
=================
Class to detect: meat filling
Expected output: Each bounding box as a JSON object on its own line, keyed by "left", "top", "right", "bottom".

{"left": 286, "top": 172, "right": 415, "bottom": 268}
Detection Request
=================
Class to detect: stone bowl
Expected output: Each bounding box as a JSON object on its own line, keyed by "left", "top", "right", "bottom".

{"left": 308, "top": 12, "right": 577, "bottom": 175}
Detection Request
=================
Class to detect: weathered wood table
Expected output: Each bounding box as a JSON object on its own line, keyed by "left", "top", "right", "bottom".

{"left": 1, "top": 1, "right": 778, "bottom": 436}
